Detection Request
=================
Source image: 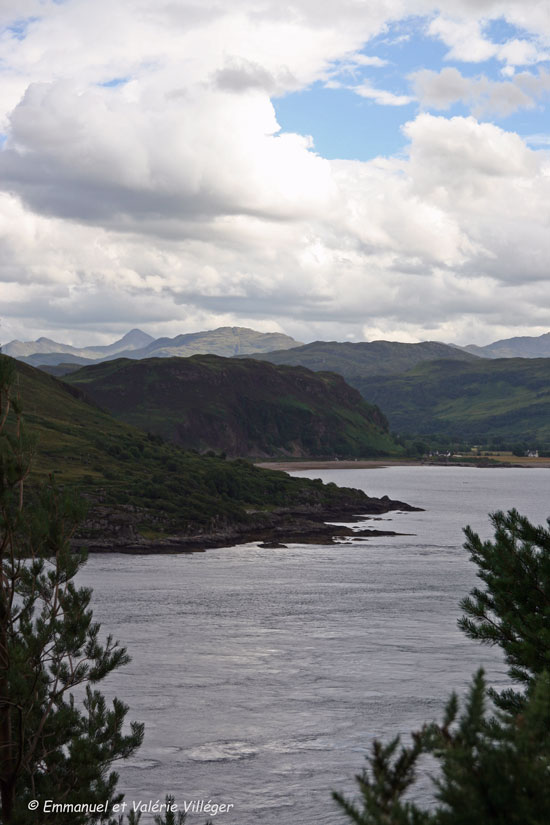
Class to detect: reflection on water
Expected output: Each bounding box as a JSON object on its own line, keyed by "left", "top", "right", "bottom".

{"left": 78, "top": 466, "right": 550, "bottom": 824}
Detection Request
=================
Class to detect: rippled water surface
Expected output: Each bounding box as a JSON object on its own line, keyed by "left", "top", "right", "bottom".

{"left": 79, "top": 466, "right": 550, "bottom": 824}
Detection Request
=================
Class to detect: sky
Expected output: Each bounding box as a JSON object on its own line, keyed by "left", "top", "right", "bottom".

{"left": 1, "top": 1, "right": 550, "bottom": 347}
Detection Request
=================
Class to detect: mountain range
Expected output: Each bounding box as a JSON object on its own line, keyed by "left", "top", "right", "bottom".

{"left": 246, "top": 339, "right": 478, "bottom": 380}
{"left": 3, "top": 328, "right": 154, "bottom": 361}
{"left": 7, "top": 325, "right": 550, "bottom": 448}
{"left": 3, "top": 327, "right": 301, "bottom": 367}
{"left": 244, "top": 340, "right": 550, "bottom": 446}
{"left": 461, "top": 331, "right": 550, "bottom": 359}
{"left": 5, "top": 327, "right": 550, "bottom": 369}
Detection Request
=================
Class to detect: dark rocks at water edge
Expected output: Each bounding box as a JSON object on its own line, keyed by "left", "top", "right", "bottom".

{"left": 258, "top": 541, "right": 288, "bottom": 549}
{"left": 74, "top": 494, "right": 421, "bottom": 554}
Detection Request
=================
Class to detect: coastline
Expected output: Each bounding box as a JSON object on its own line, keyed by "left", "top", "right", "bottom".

{"left": 256, "top": 459, "right": 415, "bottom": 472}
{"left": 256, "top": 458, "right": 550, "bottom": 472}
{"left": 75, "top": 494, "right": 422, "bottom": 554}
{"left": 74, "top": 458, "right": 549, "bottom": 555}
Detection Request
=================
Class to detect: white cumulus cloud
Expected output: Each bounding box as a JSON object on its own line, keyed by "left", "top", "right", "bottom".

{"left": 411, "top": 66, "right": 550, "bottom": 117}
{"left": 1, "top": 0, "right": 550, "bottom": 348}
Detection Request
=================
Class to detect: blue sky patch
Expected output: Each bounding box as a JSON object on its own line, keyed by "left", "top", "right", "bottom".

{"left": 274, "top": 15, "right": 550, "bottom": 161}
{"left": 99, "top": 77, "right": 130, "bottom": 88}
{"left": 4, "top": 17, "right": 39, "bottom": 41}
{"left": 274, "top": 19, "right": 444, "bottom": 160}
{"left": 274, "top": 83, "right": 415, "bottom": 160}
{"left": 485, "top": 17, "right": 531, "bottom": 45}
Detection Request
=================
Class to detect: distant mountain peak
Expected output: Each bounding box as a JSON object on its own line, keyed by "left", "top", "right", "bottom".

{"left": 119, "top": 328, "right": 153, "bottom": 341}
{"left": 462, "top": 330, "right": 550, "bottom": 359}
{"left": 111, "top": 328, "right": 155, "bottom": 351}
{"left": 8, "top": 327, "right": 302, "bottom": 366}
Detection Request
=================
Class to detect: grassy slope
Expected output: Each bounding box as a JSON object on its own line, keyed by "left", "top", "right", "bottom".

{"left": 355, "top": 358, "right": 550, "bottom": 442}
{"left": 6, "top": 357, "right": 369, "bottom": 534}
{"left": 64, "top": 354, "right": 402, "bottom": 458}
{"left": 244, "top": 340, "right": 477, "bottom": 380}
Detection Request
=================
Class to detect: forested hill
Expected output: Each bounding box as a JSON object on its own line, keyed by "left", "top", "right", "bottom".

{"left": 355, "top": 357, "right": 550, "bottom": 444}
{"left": 65, "top": 354, "right": 402, "bottom": 458}
{"left": 243, "top": 339, "right": 478, "bottom": 381}
{"left": 4, "top": 355, "right": 401, "bottom": 546}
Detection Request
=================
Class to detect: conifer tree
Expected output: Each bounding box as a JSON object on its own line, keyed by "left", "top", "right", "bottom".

{"left": 334, "top": 507, "right": 550, "bottom": 824}
{"left": 460, "top": 509, "right": 550, "bottom": 711}
{"left": 0, "top": 355, "right": 144, "bottom": 824}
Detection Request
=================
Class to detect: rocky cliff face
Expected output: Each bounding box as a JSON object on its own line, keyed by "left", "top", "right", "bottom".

{"left": 66, "top": 354, "right": 400, "bottom": 458}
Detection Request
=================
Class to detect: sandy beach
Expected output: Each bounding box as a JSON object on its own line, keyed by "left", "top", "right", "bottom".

{"left": 256, "top": 458, "right": 550, "bottom": 472}
{"left": 255, "top": 459, "right": 420, "bottom": 471}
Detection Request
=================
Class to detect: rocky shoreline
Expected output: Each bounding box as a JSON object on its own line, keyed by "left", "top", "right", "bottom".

{"left": 74, "top": 494, "right": 421, "bottom": 554}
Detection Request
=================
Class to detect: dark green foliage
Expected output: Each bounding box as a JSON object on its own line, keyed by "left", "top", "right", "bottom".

{"left": 460, "top": 509, "right": 550, "bottom": 705}
{"left": 0, "top": 360, "right": 143, "bottom": 824}
{"left": 153, "top": 796, "right": 186, "bottom": 825}
{"left": 333, "top": 734, "right": 429, "bottom": 825}
{"left": 247, "top": 340, "right": 550, "bottom": 444}
{"left": 336, "top": 668, "right": 550, "bottom": 824}
{"left": 335, "top": 509, "right": 550, "bottom": 824}
{"left": 428, "top": 670, "right": 550, "bottom": 825}
{"left": 354, "top": 358, "right": 550, "bottom": 444}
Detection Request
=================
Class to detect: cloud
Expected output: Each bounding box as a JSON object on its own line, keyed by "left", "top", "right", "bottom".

{"left": 212, "top": 58, "right": 298, "bottom": 94}
{"left": 426, "top": 11, "right": 550, "bottom": 71}
{"left": 403, "top": 113, "right": 539, "bottom": 184}
{"left": 327, "top": 77, "right": 413, "bottom": 105}
{"left": 1, "top": 0, "right": 550, "bottom": 348}
{"left": 427, "top": 16, "right": 498, "bottom": 63}
{"left": 411, "top": 67, "right": 471, "bottom": 109}
{"left": 410, "top": 66, "right": 550, "bottom": 117}
{"left": 0, "top": 78, "right": 336, "bottom": 228}
{"left": 351, "top": 81, "right": 414, "bottom": 105}
{"left": 4, "top": 107, "right": 550, "bottom": 347}
{"left": 346, "top": 54, "right": 388, "bottom": 68}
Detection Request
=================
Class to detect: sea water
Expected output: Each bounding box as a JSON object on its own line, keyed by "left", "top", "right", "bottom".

{"left": 78, "top": 466, "right": 550, "bottom": 824}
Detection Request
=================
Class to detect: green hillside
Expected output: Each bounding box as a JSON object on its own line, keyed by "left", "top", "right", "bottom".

{"left": 65, "top": 355, "right": 401, "bottom": 458}
{"left": 2, "top": 356, "right": 376, "bottom": 538}
{"left": 356, "top": 358, "right": 550, "bottom": 444}
{"left": 245, "top": 339, "right": 477, "bottom": 380}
